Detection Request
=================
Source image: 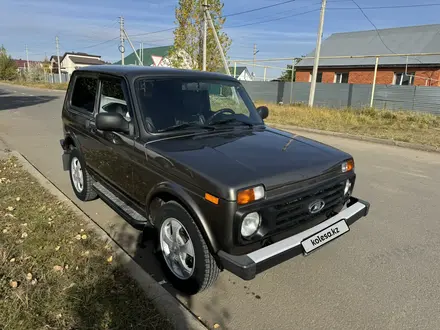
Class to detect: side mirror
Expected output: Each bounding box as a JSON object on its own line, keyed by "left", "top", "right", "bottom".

{"left": 96, "top": 112, "right": 129, "bottom": 134}
{"left": 256, "top": 106, "right": 269, "bottom": 120}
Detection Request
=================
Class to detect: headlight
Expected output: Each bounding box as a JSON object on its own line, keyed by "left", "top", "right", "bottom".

{"left": 237, "top": 185, "right": 265, "bottom": 205}
{"left": 344, "top": 179, "right": 352, "bottom": 195}
{"left": 341, "top": 159, "right": 354, "bottom": 173}
{"left": 241, "top": 212, "right": 261, "bottom": 237}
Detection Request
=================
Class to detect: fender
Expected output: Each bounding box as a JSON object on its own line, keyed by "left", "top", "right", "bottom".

{"left": 146, "top": 181, "right": 219, "bottom": 253}
{"left": 60, "top": 131, "right": 81, "bottom": 171}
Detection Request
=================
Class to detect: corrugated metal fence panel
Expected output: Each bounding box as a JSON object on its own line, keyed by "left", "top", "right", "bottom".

{"left": 412, "top": 86, "right": 440, "bottom": 114}
{"left": 313, "top": 83, "right": 351, "bottom": 108}
{"left": 241, "top": 81, "right": 280, "bottom": 103}
{"left": 346, "top": 84, "right": 372, "bottom": 108}
{"left": 289, "top": 82, "right": 310, "bottom": 104}
{"left": 373, "top": 85, "right": 415, "bottom": 110}
{"left": 241, "top": 81, "right": 440, "bottom": 114}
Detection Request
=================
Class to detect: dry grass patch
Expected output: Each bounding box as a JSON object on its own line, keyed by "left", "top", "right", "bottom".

{"left": 257, "top": 102, "right": 440, "bottom": 147}
{"left": 1, "top": 80, "right": 68, "bottom": 90}
{"left": 0, "top": 156, "right": 171, "bottom": 330}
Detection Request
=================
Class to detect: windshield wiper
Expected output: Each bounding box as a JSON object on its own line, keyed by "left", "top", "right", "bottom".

{"left": 158, "top": 122, "right": 216, "bottom": 133}
{"left": 209, "top": 118, "right": 254, "bottom": 127}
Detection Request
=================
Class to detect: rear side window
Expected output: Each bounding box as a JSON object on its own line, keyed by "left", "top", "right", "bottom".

{"left": 71, "top": 76, "right": 98, "bottom": 112}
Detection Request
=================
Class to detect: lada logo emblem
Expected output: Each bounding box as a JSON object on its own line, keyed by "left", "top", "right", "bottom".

{"left": 308, "top": 199, "right": 325, "bottom": 214}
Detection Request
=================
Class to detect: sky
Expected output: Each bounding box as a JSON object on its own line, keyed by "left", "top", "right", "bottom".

{"left": 1, "top": 0, "right": 440, "bottom": 79}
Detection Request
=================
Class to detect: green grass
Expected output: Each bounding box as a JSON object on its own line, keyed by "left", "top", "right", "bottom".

{"left": 257, "top": 102, "right": 440, "bottom": 148}
{"left": 0, "top": 156, "right": 172, "bottom": 330}
{"left": 0, "top": 80, "right": 68, "bottom": 90}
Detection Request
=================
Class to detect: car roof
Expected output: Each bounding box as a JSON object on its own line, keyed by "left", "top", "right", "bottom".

{"left": 77, "top": 64, "right": 238, "bottom": 81}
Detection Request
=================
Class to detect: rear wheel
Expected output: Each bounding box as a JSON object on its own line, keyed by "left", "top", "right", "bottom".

{"left": 69, "top": 148, "right": 97, "bottom": 201}
{"left": 155, "top": 201, "right": 220, "bottom": 294}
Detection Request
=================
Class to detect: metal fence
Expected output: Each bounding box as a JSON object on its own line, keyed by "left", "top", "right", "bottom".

{"left": 44, "top": 73, "right": 71, "bottom": 84}
{"left": 241, "top": 81, "right": 440, "bottom": 114}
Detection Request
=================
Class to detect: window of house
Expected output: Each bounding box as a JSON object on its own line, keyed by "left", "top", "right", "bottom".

{"left": 99, "top": 78, "right": 132, "bottom": 122}
{"left": 335, "top": 73, "right": 349, "bottom": 83}
{"left": 309, "top": 72, "right": 323, "bottom": 82}
{"left": 394, "top": 72, "right": 415, "bottom": 85}
{"left": 71, "top": 76, "right": 98, "bottom": 112}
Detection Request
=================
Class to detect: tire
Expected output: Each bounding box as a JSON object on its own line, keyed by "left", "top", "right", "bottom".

{"left": 68, "top": 148, "right": 97, "bottom": 201}
{"left": 154, "top": 201, "right": 220, "bottom": 294}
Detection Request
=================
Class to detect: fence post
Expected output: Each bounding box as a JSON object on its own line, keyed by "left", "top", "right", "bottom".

{"left": 370, "top": 56, "right": 379, "bottom": 108}
{"left": 289, "top": 59, "right": 295, "bottom": 104}
{"left": 233, "top": 62, "right": 237, "bottom": 78}
{"left": 263, "top": 67, "right": 267, "bottom": 81}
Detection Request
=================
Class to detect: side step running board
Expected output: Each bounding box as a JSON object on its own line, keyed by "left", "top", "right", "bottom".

{"left": 93, "top": 182, "right": 149, "bottom": 228}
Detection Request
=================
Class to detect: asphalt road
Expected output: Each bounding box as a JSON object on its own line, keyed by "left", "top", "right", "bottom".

{"left": 1, "top": 83, "right": 440, "bottom": 330}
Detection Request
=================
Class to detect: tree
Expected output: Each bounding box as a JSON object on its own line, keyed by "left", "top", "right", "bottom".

{"left": 0, "top": 45, "right": 18, "bottom": 80}
{"left": 278, "top": 58, "right": 302, "bottom": 82}
{"left": 168, "top": 0, "right": 231, "bottom": 72}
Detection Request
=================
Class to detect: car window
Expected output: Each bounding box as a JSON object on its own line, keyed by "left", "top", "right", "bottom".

{"left": 135, "top": 78, "right": 262, "bottom": 133}
{"left": 71, "top": 76, "right": 98, "bottom": 113}
{"left": 99, "top": 78, "right": 131, "bottom": 122}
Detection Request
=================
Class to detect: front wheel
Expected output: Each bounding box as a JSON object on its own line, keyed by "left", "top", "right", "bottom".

{"left": 155, "top": 201, "right": 220, "bottom": 294}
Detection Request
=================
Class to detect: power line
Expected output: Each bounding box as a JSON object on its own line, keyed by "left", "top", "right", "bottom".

{"left": 222, "top": 0, "right": 296, "bottom": 18}
{"left": 80, "top": 37, "right": 119, "bottom": 50}
{"left": 130, "top": 27, "right": 175, "bottom": 37}
{"left": 349, "top": 0, "right": 396, "bottom": 55}
{"left": 329, "top": 3, "right": 440, "bottom": 10}
{"left": 227, "top": 7, "right": 320, "bottom": 28}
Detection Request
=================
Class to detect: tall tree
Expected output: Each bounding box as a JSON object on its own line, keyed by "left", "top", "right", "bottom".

{"left": 0, "top": 45, "right": 18, "bottom": 80}
{"left": 169, "top": 0, "right": 231, "bottom": 72}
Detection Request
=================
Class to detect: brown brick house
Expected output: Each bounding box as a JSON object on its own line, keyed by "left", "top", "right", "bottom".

{"left": 295, "top": 24, "right": 440, "bottom": 87}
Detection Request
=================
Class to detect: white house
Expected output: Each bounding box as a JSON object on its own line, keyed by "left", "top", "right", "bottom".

{"left": 229, "top": 66, "right": 253, "bottom": 81}
{"left": 50, "top": 52, "right": 105, "bottom": 75}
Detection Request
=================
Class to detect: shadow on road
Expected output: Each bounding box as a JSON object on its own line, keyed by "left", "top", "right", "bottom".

{"left": 0, "top": 94, "right": 57, "bottom": 111}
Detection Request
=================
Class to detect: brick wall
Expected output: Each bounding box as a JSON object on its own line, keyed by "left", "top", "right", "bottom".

{"left": 296, "top": 67, "right": 440, "bottom": 86}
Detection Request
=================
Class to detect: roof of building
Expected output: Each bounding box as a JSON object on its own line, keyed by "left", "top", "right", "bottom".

{"left": 69, "top": 56, "right": 105, "bottom": 65}
{"left": 113, "top": 46, "right": 172, "bottom": 66}
{"left": 229, "top": 66, "right": 247, "bottom": 76}
{"left": 77, "top": 64, "right": 237, "bottom": 81}
{"left": 13, "top": 59, "right": 42, "bottom": 68}
{"left": 60, "top": 52, "right": 101, "bottom": 63}
{"left": 297, "top": 24, "right": 440, "bottom": 68}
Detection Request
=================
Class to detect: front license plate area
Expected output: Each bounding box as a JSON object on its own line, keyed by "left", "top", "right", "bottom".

{"left": 301, "top": 220, "right": 350, "bottom": 254}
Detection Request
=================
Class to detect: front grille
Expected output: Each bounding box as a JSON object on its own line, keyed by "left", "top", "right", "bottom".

{"left": 263, "top": 180, "right": 345, "bottom": 231}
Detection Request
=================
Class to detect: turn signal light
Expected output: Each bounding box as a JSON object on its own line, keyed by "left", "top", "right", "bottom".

{"left": 205, "top": 193, "right": 219, "bottom": 205}
{"left": 342, "top": 159, "right": 354, "bottom": 173}
{"left": 237, "top": 186, "right": 265, "bottom": 205}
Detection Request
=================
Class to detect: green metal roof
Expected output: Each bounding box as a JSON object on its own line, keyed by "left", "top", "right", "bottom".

{"left": 113, "top": 46, "right": 172, "bottom": 66}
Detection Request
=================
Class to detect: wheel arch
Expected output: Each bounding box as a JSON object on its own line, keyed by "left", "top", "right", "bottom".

{"left": 146, "top": 182, "right": 219, "bottom": 253}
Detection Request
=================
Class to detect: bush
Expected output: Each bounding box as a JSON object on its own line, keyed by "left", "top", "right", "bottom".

{"left": 0, "top": 45, "right": 18, "bottom": 80}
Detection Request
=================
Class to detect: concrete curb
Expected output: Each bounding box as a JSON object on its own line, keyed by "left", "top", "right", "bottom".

{"left": 268, "top": 123, "right": 440, "bottom": 154}
{"left": 8, "top": 150, "right": 207, "bottom": 330}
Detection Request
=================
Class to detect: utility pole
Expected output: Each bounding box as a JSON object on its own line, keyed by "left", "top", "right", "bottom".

{"left": 205, "top": 8, "right": 230, "bottom": 75}
{"left": 253, "top": 44, "right": 259, "bottom": 78}
{"left": 202, "top": 0, "right": 208, "bottom": 71}
{"left": 55, "top": 36, "right": 62, "bottom": 83}
{"left": 119, "top": 16, "right": 125, "bottom": 65}
{"left": 25, "top": 45, "right": 30, "bottom": 71}
{"left": 123, "top": 29, "right": 143, "bottom": 65}
{"left": 308, "top": 0, "right": 327, "bottom": 107}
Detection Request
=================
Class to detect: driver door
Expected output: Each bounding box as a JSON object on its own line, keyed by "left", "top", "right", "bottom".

{"left": 89, "top": 76, "right": 135, "bottom": 198}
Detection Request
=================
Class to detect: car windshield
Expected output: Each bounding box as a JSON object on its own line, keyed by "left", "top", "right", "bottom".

{"left": 134, "top": 78, "right": 263, "bottom": 133}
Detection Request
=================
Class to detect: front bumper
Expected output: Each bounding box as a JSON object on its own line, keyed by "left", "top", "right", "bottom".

{"left": 218, "top": 197, "right": 370, "bottom": 280}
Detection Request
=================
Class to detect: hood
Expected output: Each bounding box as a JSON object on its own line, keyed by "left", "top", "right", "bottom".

{"left": 146, "top": 127, "right": 352, "bottom": 200}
